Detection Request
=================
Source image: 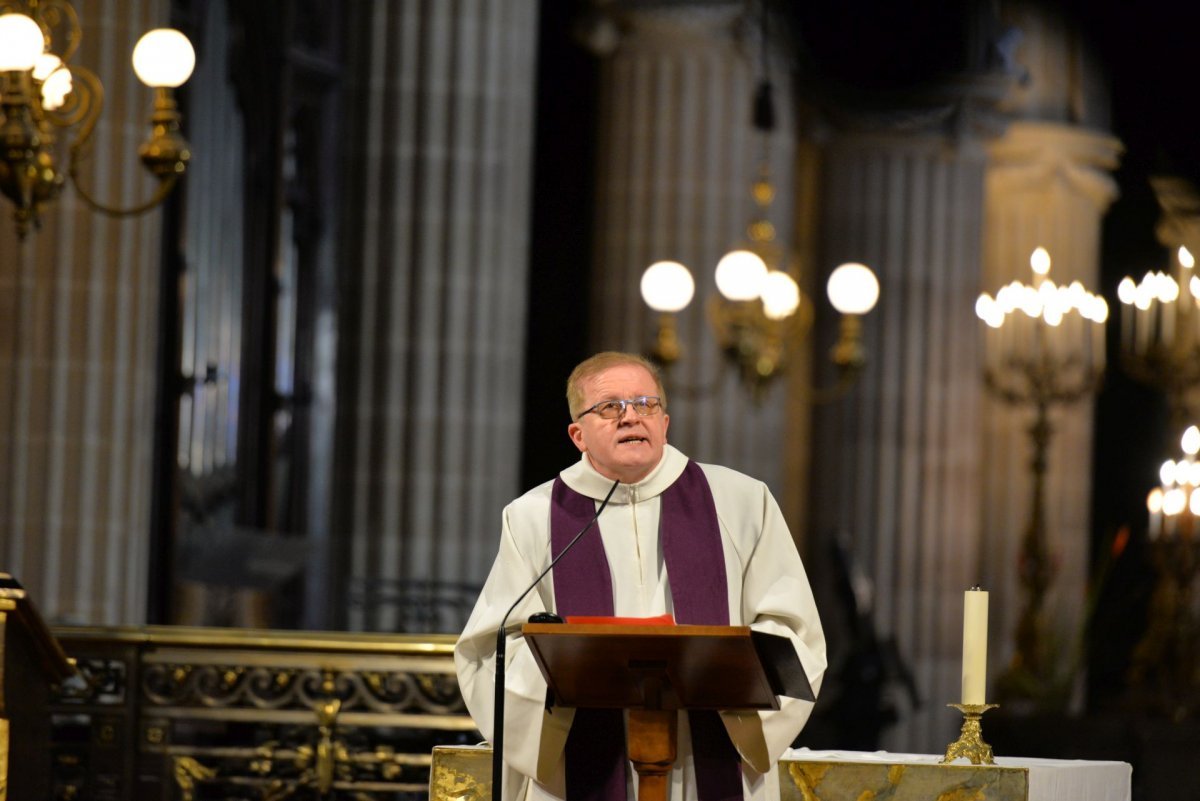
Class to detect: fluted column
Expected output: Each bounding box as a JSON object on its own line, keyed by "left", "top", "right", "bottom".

{"left": 809, "top": 122, "right": 996, "bottom": 750}
{"left": 981, "top": 122, "right": 1121, "bottom": 690}
{"left": 588, "top": 1, "right": 799, "bottom": 494}
{"left": 0, "top": 1, "right": 173, "bottom": 624}
{"left": 335, "top": 1, "right": 539, "bottom": 632}
{"left": 978, "top": 0, "right": 1121, "bottom": 705}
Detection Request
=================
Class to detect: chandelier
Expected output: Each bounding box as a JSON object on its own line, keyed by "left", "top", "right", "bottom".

{"left": 0, "top": 2, "right": 195, "bottom": 238}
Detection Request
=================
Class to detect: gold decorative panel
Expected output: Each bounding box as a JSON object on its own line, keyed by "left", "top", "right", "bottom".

{"left": 429, "top": 745, "right": 492, "bottom": 801}
{"left": 49, "top": 626, "right": 478, "bottom": 800}
{"left": 781, "top": 759, "right": 1028, "bottom": 801}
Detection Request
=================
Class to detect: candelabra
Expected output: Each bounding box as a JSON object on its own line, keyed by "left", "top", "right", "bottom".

{"left": 975, "top": 247, "right": 1109, "bottom": 699}
{"left": 1116, "top": 244, "right": 1200, "bottom": 425}
{"left": 1130, "top": 424, "right": 1200, "bottom": 717}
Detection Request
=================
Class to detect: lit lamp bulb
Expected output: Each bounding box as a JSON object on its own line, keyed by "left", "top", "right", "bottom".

{"left": 128, "top": 28, "right": 195, "bottom": 179}
{"left": 1030, "top": 247, "right": 1051, "bottom": 277}
{"left": 640, "top": 260, "right": 694, "bottom": 367}
{"left": 1148, "top": 486, "right": 1165, "bottom": 540}
{"left": 715, "top": 249, "right": 768, "bottom": 301}
{"left": 1117, "top": 276, "right": 1136, "bottom": 305}
{"left": 131, "top": 28, "right": 195, "bottom": 88}
{"left": 33, "top": 54, "right": 72, "bottom": 110}
{"left": 1164, "top": 487, "right": 1188, "bottom": 517}
{"left": 1148, "top": 487, "right": 1164, "bottom": 514}
{"left": 32, "top": 52, "right": 61, "bottom": 80}
{"left": 826, "top": 262, "right": 879, "bottom": 371}
{"left": 0, "top": 12, "right": 43, "bottom": 183}
{"left": 0, "top": 13, "right": 44, "bottom": 71}
{"left": 975, "top": 294, "right": 1004, "bottom": 328}
{"left": 1179, "top": 246, "right": 1195, "bottom": 270}
{"left": 827, "top": 262, "right": 880, "bottom": 315}
{"left": 1182, "top": 425, "right": 1200, "bottom": 456}
{"left": 760, "top": 270, "right": 800, "bottom": 321}
{"left": 640, "top": 261, "right": 694, "bottom": 313}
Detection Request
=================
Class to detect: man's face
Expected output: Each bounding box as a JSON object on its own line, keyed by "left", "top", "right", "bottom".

{"left": 568, "top": 363, "right": 670, "bottom": 484}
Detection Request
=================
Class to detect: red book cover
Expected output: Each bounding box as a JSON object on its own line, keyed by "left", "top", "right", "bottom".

{"left": 564, "top": 613, "right": 676, "bottom": 626}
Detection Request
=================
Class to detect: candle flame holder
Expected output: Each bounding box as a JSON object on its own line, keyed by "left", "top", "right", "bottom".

{"left": 1116, "top": 177, "right": 1200, "bottom": 428}
{"left": 941, "top": 703, "right": 999, "bottom": 765}
{"left": 1129, "top": 425, "right": 1200, "bottom": 718}
{"left": 976, "top": 248, "right": 1106, "bottom": 702}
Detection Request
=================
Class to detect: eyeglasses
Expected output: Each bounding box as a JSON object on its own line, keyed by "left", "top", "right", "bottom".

{"left": 577, "top": 395, "right": 663, "bottom": 420}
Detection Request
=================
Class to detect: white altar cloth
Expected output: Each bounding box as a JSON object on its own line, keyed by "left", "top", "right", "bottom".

{"left": 782, "top": 749, "right": 1132, "bottom": 801}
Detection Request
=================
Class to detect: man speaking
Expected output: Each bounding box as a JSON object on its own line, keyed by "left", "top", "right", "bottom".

{"left": 455, "top": 352, "right": 826, "bottom": 800}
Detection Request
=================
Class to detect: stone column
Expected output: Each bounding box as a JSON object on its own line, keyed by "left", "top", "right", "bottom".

{"left": 981, "top": 122, "right": 1121, "bottom": 698}
{"left": 334, "top": 1, "right": 540, "bottom": 632}
{"left": 809, "top": 123, "right": 994, "bottom": 751}
{"left": 808, "top": 2, "right": 1119, "bottom": 747}
{"left": 979, "top": 0, "right": 1121, "bottom": 707}
{"left": 587, "top": 1, "right": 800, "bottom": 497}
{"left": 0, "top": 1, "right": 173, "bottom": 624}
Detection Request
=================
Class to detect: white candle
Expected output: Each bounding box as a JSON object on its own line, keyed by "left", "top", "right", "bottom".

{"left": 1121, "top": 299, "right": 1132, "bottom": 349}
{"left": 1136, "top": 303, "right": 1150, "bottom": 355}
{"left": 961, "top": 587, "right": 989, "bottom": 705}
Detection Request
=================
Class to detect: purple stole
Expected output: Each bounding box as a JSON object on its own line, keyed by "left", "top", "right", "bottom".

{"left": 550, "top": 461, "right": 743, "bottom": 801}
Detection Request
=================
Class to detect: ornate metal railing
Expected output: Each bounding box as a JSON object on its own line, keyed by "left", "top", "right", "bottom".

{"left": 48, "top": 626, "right": 478, "bottom": 800}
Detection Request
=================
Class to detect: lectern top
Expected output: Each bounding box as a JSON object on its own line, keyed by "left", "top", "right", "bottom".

{"left": 523, "top": 623, "right": 781, "bottom": 712}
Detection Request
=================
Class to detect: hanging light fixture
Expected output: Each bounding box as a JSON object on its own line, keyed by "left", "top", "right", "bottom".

{"left": 640, "top": 1, "right": 879, "bottom": 399}
{"left": 0, "top": 3, "right": 195, "bottom": 238}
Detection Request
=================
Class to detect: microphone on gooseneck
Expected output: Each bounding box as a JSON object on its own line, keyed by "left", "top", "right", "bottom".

{"left": 491, "top": 477, "right": 620, "bottom": 799}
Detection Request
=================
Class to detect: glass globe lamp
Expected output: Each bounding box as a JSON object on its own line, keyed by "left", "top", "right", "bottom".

{"left": 715, "top": 249, "right": 768, "bottom": 302}
{"left": 827, "top": 262, "right": 880, "bottom": 315}
{"left": 132, "top": 28, "right": 196, "bottom": 88}
{"left": 640, "top": 261, "right": 695, "bottom": 313}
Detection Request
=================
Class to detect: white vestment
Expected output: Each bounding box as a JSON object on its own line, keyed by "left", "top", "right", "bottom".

{"left": 454, "top": 445, "right": 827, "bottom": 801}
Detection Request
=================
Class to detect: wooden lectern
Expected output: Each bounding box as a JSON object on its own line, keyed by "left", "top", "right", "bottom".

{"left": 0, "top": 574, "right": 76, "bottom": 801}
{"left": 524, "top": 623, "right": 811, "bottom": 801}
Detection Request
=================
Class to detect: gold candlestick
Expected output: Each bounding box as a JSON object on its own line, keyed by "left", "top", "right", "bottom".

{"left": 941, "top": 703, "right": 999, "bottom": 765}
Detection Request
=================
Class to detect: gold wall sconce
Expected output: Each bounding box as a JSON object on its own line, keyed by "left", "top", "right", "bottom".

{"left": 0, "top": 3, "right": 195, "bottom": 237}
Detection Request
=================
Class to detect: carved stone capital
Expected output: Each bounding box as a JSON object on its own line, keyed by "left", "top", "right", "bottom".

{"left": 1151, "top": 175, "right": 1200, "bottom": 253}
{"left": 987, "top": 121, "right": 1123, "bottom": 211}
{"left": 578, "top": 0, "right": 744, "bottom": 56}
{"left": 819, "top": 70, "right": 1016, "bottom": 146}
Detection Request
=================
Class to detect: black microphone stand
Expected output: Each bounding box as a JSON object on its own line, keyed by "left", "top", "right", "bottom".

{"left": 491, "top": 478, "right": 620, "bottom": 798}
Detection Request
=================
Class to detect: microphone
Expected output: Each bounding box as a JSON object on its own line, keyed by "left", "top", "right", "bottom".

{"left": 491, "top": 477, "right": 620, "bottom": 799}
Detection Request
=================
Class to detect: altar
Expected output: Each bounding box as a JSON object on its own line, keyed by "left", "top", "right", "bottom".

{"left": 782, "top": 749, "right": 1132, "bottom": 801}
{"left": 428, "top": 745, "right": 1133, "bottom": 801}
